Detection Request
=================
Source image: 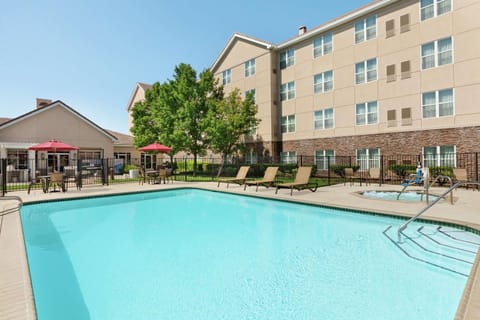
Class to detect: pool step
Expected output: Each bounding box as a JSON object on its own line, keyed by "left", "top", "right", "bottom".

{"left": 383, "top": 225, "right": 479, "bottom": 277}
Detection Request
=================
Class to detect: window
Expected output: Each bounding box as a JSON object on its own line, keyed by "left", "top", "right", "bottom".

{"left": 423, "top": 145, "right": 455, "bottom": 167}
{"left": 222, "top": 69, "right": 231, "bottom": 85}
{"left": 313, "top": 71, "right": 333, "bottom": 93}
{"left": 315, "top": 150, "right": 335, "bottom": 170}
{"left": 281, "top": 151, "right": 297, "bottom": 164}
{"left": 385, "top": 19, "right": 395, "bottom": 38}
{"left": 387, "top": 109, "right": 397, "bottom": 127}
{"left": 7, "top": 150, "right": 28, "bottom": 169}
{"left": 355, "top": 58, "right": 377, "bottom": 84}
{"left": 422, "top": 88, "right": 454, "bottom": 118}
{"left": 401, "top": 107, "right": 412, "bottom": 126}
{"left": 401, "top": 61, "right": 411, "bottom": 79}
{"left": 140, "top": 153, "right": 157, "bottom": 170}
{"left": 422, "top": 37, "right": 452, "bottom": 69}
{"left": 244, "top": 59, "right": 256, "bottom": 77}
{"left": 280, "top": 81, "right": 295, "bottom": 101}
{"left": 357, "top": 148, "right": 380, "bottom": 171}
{"left": 279, "top": 48, "right": 295, "bottom": 69}
{"left": 245, "top": 151, "right": 257, "bottom": 164}
{"left": 313, "top": 33, "right": 333, "bottom": 58}
{"left": 386, "top": 64, "right": 396, "bottom": 82}
{"left": 421, "top": 0, "right": 451, "bottom": 21}
{"left": 400, "top": 14, "right": 410, "bottom": 33}
{"left": 356, "top": 101, "right": 378, "bottom": 125}
{"left": 355, "top": 15, "right": 376, "bottom": 43}
{"left": 245, "top": 89, "right": 256, "bottom": 104}
{"left": 314, "top": 108, "right": 334, "bottom": 129}
{"left": 281, "top": 115, "right": 295, "bottom": 133}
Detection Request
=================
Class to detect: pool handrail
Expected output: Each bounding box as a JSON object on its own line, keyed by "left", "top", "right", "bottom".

{"left": 397, "top": 182, "right": 480, "bottom": 242}
{"left": 0, "top": 195, "right": 23, "bottom": 216}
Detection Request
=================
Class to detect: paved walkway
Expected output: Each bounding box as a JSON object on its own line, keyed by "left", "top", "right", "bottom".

{"left": 1, "top": 181, "right": 479, "bottom": 319}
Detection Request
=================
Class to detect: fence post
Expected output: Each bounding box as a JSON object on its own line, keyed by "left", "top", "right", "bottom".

{"left": 102, "top": 159, "right": 108, "bottom": 186}
{"left": 299, "top": 155, "right": 303, "bottom": 167}
{"left": 476, "top": 152, "right": 479, "bottom": 183}
{"left": 184, "top": 156, "right": 187, "bottom": 182}
{"left": 1, "top": 158, "right": 6, "bottom": 196}
{"left": 380, "top": 155, "right": 384, "bottom": 186}
{"left": 327, "top": 156, "right": 331, "bottom": 186}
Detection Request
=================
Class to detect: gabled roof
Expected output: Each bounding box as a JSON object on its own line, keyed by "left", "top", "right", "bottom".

{"left": 106, "top": 129, "right": 134, "bottom": 146}
{"left": 0, "top": 100, "right": 118, "bottom": 141}
{"left": 211, "top": 33, "right": 273, "bottom": 73}
{"left": 0, "top": 117, "right": 10, "bottom": 125}
{"left": 276, "top": 0, "right": 401, "bottom": 49}
{"left": 126, "top": 82, "right": 152, "bottom": 112}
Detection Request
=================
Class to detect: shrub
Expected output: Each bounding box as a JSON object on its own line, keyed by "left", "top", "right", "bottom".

{"left": 329, "top": 164, "right": 360, "bottom": 177}
{"left": 388, "top": 164, "right": 416, "bottom": 178}
{"left": 429, "top": 166, "right": 453, "bottom": 178}
{"left": 123, "top": 164, "right": 138, "bottom": 174}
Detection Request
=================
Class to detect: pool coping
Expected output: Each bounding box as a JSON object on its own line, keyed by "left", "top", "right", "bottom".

{"left": 1, "top": 182, "right": 479, "bottom": 319}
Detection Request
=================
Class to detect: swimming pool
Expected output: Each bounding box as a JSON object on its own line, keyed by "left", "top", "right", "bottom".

{"left": 21, "top": 189, "right": 476, "bottom": 319}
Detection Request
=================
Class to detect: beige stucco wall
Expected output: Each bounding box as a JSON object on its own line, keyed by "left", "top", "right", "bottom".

{"left": 0, "top": 103, "right": 115, "bottom": 157}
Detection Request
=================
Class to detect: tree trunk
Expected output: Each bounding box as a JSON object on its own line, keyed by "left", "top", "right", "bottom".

{"left": 193, "top": 152, "right": 197, "bottom": 177}
{"left": 216, "top": 153, "right": 227, "bottom": 178}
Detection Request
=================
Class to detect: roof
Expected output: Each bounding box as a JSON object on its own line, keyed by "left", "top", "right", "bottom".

{"left": 0, "top": 117, "right": 11, "bottom": 125}
{"left": 126, "top": 82, "right": 152, "bottom": 112}
{"left": 212, "top": 0, "right": 401, "bottom": 70}
{"left": 210, "top": 33, "right": 273, "bottom": 73}
{"left": 276, "top": 0, "right": 401, "bottom": 49}
{"left": 0, "top": 100, "right": 118, "bottom": 142}
{"left": 106, "top": 129, "right": 134, "bottom": 146}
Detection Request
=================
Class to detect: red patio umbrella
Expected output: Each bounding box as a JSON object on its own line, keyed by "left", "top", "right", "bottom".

{"left": 29, "top": 139, "right": 79, "bottom": 172}
{"left": 28, "top": 139, "right": 79, "bottom": 152}
{"left": 138, "top": 142, "right": 171, "bottom": 153}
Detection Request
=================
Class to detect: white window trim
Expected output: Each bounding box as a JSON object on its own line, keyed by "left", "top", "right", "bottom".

{"left": 313, "top": 71, "right": 334, "bottom": 94}
{"left": 281, "top": 151, "right": 297, "bottom": 164}
{"left": 280, "top": 48, "right": 295, "bottom": 69}
{"left": 281, "top": 115, "right": 296, "bottom": 134}
{"left": 313, "top": 108, "right": 334, "bottom": 130}
{"left": 354, "top": 15, "right": 377, "bottom": 44}
{"left": 422, "top": 88, "right": 455, "bottom": 119}
{"left": 356, "top": 148, "right": 380, "bottom": 171}
{"left": 313, "top": 32, "right": 333, "bottom": 58}
{"left": 244, "top": 59, "right": 256, "bottom": 77}
{"left": 355, "top": 101, "right": 379, "bottom": 126}
{"left": 315, "top": 149, "right": 335, "bottom": 170}
{"left": 422, "top": 145, "right": 456, "bottom": 167}
{"left": 355, "top": 58, "right": 377, "bottom": 85}
{"left": 280, "top": 81, "right": 295, "bottom": 101}
{"left": 420, "top": 0, "right": 452, "bottom": 21}
{"left": 222, "top": 69, "right": 231, "bottom": 85}
{"left": 421, "top": 37, "right": 453, "bottom": 70}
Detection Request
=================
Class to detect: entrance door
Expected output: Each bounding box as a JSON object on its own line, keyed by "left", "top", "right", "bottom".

{"left": 48, "top": 152, "right": 70, "bottom": 172}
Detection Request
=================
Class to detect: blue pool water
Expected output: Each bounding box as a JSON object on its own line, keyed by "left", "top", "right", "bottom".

{"left": 362, "top": 190, "right": 440, "bottom": 202}
{"left": 21, "top": 189, "right": 474, "bottom": 319}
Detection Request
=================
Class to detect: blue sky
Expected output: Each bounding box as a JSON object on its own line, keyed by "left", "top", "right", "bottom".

{"left": 1, "top": 0, "right": 369, "bottom": 134}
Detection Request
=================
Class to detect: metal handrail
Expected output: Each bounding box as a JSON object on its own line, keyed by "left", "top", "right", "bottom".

{"left": 0, "top": 195, "right": 23, "bottom": 216}
{"left": 397, "top": 182, "right": 480, "bottom": 242}
{"left": 428, "top": 175, "right": 453, "bottom": 204}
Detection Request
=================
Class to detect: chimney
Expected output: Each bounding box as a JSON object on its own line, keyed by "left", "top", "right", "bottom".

{"left": 36, "top": 98, "right": 52, "bottom": 108}
{"left": 298, "top": 26, "right": 307, "bottom": 35}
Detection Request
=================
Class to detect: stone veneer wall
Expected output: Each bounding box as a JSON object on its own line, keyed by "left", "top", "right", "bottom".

{"left": 281, "top": 127, "right": 480, "bottom": 156}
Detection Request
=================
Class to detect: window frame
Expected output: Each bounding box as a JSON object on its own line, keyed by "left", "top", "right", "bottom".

{"left": 244, "top": 59, "right": 256, "bottom": 77}
{"left": 420, "top": 0, "right": 452, "bottom": 21}
{"left": 356, "top": 101, "right": 378, "bottom": 126}
{"left": 422, "top": 88, "right": 454, "bottom": 118}
{"left": 421, "top": 37, "right": 453, "bottom": 70}
{"left": 315, "top": 149, "right": 335, "bottom": 170}
{"left": 313, "top": 32, "right": 333, "bottom": 58}
{"left": 281, "top": 151, "right": 297, "bottom": 164}
{"left": 313, "top": 108, "right": 334, "bottom": 130}
{"left": 280, "top": 81, "right": 296, "bottom": 101}
{"left": 313, "top": 70, "right": 333, "bottom": 94}
{"left": 281, "top": 114, "right": 296, "bottom": 133}
{"left": 356, "top": 148, "right": 380, "bottom": 171}
{"left": 355, "top": 58, "right": 377, "bottom": 84}
{"left": 222, "top": 69, "right": 231, "bottom": 85}
{"left": 279, "top": 48, "right": 295, "bottom": 69}
{"left": 422, "top": 145, "right": 456, "bottom": 167}
{"left": 354, "top": 15, "right": 377, "bottom": 44}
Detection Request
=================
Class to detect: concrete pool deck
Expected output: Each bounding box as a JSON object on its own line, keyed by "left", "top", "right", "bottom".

{"left": 1, "top": 181, "right": 479, "bottom": 319}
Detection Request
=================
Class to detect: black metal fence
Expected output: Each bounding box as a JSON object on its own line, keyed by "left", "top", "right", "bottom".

{"left": 1, "top": 152, "right": 479, "bottom": 196}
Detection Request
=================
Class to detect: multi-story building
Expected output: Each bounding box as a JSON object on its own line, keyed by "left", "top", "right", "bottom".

{"left": 211, "top": 0, "right": 480, "bottom": 169}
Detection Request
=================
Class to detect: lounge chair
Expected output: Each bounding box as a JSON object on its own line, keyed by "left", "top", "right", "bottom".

{"left": 275, "top": 166, "right": 318, "bottom": 196}
{"left": 48, "top": 172, "right": 66, "bottom": 192}
{"left": 217, "top": 166, "right": 250, "bottom": 188}
{"left": 344, "top": 167, "right": 361, "bottom": 186}
{"left": 244, "top": 166, "right": 279, "bottom": 191}
{"left": 452, "top": 168, "right": 468, "bottom": 184}
{"left": 366, "top": 167, "right": 381, "bottom": 186}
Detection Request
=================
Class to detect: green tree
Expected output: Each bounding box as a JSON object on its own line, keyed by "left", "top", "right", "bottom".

{"left": 170, "top": 64, "right": 222, "bottom": 175}
{"left": 206, "top": 88, "right": 260, "bottom": 176}
{"left": 130, "top": 83, "right": 161, "bottom": 148}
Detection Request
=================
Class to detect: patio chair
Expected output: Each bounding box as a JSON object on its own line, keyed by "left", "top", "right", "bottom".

{"left": 366, "top": 167, "right": 381, "bottom": 186}
{"left": 158, "top": 168, "right": 174, "bottom": 184}
{"left": 451, "top": 168, "right": 476, "bottom": 190}
{"left": 217, "top": 166, "right": 250, "bottom": 188}
{"left": 48, "top": 172, "right": 66, "bottom": 192}
{"left": 244, "top": 166, "right": 279, "bottom": 191}
{"left": 275, "top": 166, "right": 318, "bottom": 196}
{"left": 344, "top": 167, "right": 361, "bottom": 186}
